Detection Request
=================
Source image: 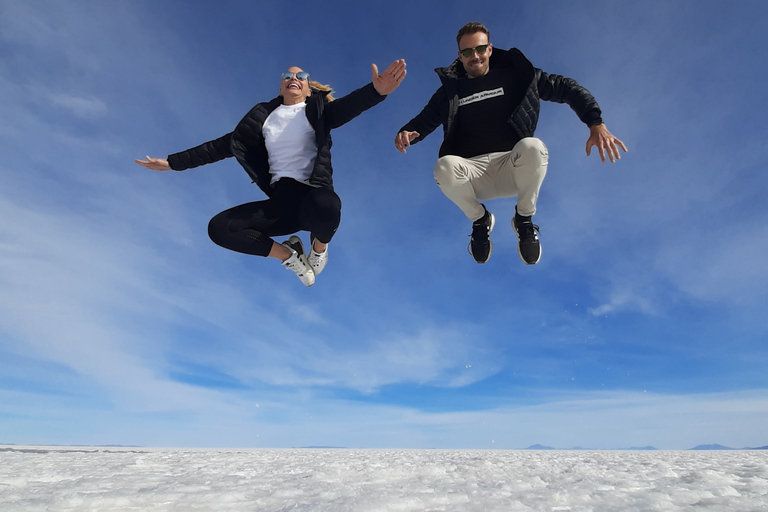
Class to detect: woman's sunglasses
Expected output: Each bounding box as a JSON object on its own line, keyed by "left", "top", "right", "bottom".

{"left": 281, "top": 71, "right": 310, "bottom": 81}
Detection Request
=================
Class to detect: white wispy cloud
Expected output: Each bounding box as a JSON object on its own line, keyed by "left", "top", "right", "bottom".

{"left": 49, "top": 93, "right": 107, "bottom": 119}
{"left": 274, "top": 326, "right": 498, "bottom": 391}
{"left": 588, "top": 289, "right": 655, "bottom": 317}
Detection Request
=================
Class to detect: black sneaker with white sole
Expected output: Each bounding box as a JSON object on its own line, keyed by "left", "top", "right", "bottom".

{"left": 468, "top": 205, "right": 495, "bottom": 264}
{"left": 512, "top": 207, "right": 541, "bottom": 265}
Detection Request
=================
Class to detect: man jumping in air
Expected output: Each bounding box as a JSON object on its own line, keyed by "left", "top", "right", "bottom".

{"left": 395, "top": 22, "right": 626, "bottom": 265}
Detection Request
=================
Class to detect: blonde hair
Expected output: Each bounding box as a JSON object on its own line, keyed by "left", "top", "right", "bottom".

{"left": 309, "top": 81, "right": 334, "bottom": 101}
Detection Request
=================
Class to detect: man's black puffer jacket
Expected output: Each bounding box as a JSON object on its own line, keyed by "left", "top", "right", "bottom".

{"left": 399, "top": 48, "right": 603, "bottom": 158}
{"left": 167, "top": 83, "right": 386, "bottom": 197}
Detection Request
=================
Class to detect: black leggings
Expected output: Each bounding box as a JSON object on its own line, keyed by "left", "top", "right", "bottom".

{"left": 208, "top": 178, "right": 342, "bottom": 257}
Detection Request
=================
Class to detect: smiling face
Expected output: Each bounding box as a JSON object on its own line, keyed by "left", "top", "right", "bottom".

{"left": 280, "top": 66, "right": 311, "bottom": 105}
{"left": 458, "top": 32, "right": 492, "bottom": 78}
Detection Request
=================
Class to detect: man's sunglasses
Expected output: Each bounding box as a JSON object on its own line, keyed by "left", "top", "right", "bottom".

{"left": 459, "top": 44, "right": 490, "bottom": 58}
{"left": 281, "top": 71, "right": 310, "bottom": 81}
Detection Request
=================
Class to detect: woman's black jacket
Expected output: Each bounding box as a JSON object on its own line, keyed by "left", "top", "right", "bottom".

{"left": 168, "top": 83, "right": 386, "bottom": 196}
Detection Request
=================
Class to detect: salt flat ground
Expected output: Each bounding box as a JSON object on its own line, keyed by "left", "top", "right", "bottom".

{"left": 1, "top": 447, "right": 766, "bottom": 511}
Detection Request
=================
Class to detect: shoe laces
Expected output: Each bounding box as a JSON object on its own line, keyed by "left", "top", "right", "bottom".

{"left": 516, "top": 218, "right": 540, "bottom": 241}
{"left": 308, "top": 249, "right": 327, "bottom": 267}
{"left": 284, "top": 259, "right": 302, "bottom": 274}
{"left": 283, "top": 253, "right": 307, "bottom": 274}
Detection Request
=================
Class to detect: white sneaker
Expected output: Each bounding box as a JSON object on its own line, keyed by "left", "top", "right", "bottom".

{"left": 308, "top": 237, "right": 328, "bottom": 276}
{"left": 281, "top": 236, "right": 315, "bottom": 287}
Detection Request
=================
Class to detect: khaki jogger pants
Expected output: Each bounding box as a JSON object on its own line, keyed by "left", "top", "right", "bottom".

{"left": 433, "top": 137, "right": 549, "bottom": 222}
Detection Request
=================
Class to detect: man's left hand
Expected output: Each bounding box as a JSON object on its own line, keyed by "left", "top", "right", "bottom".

{"left": 586, "top": 124, "right": 627, "bottom": 163}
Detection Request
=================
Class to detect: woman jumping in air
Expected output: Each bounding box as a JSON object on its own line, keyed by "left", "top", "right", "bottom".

{"left": 136, "top": 60, "right": 406, "bottom": 286}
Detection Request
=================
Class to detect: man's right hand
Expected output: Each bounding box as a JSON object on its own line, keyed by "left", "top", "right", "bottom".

{"left": 394, "top": 131, "right": 420, "bottom": 154}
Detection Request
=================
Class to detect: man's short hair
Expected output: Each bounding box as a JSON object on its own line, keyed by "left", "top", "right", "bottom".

{"left": 456, "top": 22, "right": 490, "bottom": 47}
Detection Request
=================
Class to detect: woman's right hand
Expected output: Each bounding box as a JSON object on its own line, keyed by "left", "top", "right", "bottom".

{"left": 135, "top": 156, "right": 171, "bottom": 171}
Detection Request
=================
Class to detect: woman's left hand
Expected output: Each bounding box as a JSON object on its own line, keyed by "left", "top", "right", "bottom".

{"left": 372, "top": 59, "right": 407, "bottom": 96}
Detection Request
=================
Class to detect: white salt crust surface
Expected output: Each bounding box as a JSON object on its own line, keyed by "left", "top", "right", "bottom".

{"left": 1, "top": 447, "right": 767, "bottom": 511}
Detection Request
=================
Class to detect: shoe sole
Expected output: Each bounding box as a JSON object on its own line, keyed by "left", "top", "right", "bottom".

{"left": 511, "top": 219, "right": 541, "bottom": 265}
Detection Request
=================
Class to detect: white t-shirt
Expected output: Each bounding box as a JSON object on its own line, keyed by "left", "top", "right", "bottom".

{"left": 263, "top": 103, "right": 317, "bottom": 184}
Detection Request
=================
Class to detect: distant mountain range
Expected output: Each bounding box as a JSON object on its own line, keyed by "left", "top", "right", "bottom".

{"left": 526, "top": 444, "right": 556, "bottom": 450}
{"left": 525, "top": 445, "right": 657, "bottom": 451}
{"left": 690, "top": 444, "right": 768, "bottom": 450}
{"left": 690, "top": 444, "right": 733, "bottom": 450}
{"left": 526, "top": 444, "right": 768, "bottom": 450}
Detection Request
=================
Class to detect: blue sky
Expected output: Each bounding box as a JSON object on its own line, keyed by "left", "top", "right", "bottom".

{"left": 1, "top": 0, "right": 767, "bottom": 449}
